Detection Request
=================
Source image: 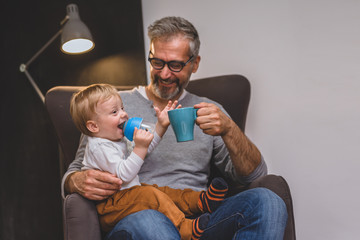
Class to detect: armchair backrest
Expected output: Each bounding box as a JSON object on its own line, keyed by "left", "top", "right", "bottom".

{"left": 45, "top": 74, "right": 250, "bottom": 176}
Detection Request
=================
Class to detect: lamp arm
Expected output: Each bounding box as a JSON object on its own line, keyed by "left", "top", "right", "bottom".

{"left": 21, "top": 15, "right": 69, "bottom": 69}
{"left": 19, "top": 28, "right": 63, "bottom": 103}
{"left": 22, "top": 69, "right": 45, "bottom": 103}
{"left": 20, "top": 28, "right": 63, "bottom": 71}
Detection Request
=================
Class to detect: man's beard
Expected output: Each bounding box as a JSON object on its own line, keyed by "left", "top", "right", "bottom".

{"left": 152, "top": 75, "right": 182, "bottom": 100}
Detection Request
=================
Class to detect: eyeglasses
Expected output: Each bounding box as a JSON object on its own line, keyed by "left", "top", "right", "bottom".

{"left": 148, "top": 51, "right": 194, "bottom": 72}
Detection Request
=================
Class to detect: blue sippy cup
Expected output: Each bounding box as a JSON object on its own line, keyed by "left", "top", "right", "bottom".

{"left": 123, "top": 117, "right": 155, "bottom": 141}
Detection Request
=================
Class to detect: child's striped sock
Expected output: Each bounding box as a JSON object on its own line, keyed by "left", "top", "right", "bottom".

{"left": 191, "top": 213, "right": 210, "bottom": 240}
{"left": 198, "top": 177, "right": 228, "bottom": 213}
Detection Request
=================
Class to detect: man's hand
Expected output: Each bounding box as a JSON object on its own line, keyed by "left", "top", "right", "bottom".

{"left": 194, "top": 102, "right": 233, "bottom": 136}
{"left": 66, "top": 169, "right": 122, "bottom": 201}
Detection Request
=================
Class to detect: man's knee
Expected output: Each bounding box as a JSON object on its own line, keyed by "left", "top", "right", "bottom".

{"left": 105, "top": 210, "right": 180, "bottom": 240}
{"left": 250, "top": 188, "right": 288, "bottom": 222}
{"left": 231, "top": 188, "right": 287, "bottom": 219}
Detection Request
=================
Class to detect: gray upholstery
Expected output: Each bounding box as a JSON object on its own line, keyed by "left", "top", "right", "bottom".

{"left": 63, "top": 193, "right": 101, "bottom": 240}
{"left": 45, "top": 74, "right": 295, "bottom": 240}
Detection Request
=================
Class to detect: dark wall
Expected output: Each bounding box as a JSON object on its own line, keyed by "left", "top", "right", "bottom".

{"left": 0, "top": 1, "right": 146, "bottom": 239}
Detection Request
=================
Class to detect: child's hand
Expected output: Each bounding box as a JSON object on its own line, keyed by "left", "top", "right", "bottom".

{"left": 155, "top": 100, "right": 181, "bottom": 128}
{"left": 133, "top": 128, "right": 153, "bottom": 148}
{"left": 133, "top": 128, "right": 154, "bottom": 159}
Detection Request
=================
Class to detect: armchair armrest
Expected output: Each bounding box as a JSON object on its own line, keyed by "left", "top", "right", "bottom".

{"left": 63, "top": 193, "right": 101, "bottom": 240}
{"left": 249, "top": 175, "right": 296, "bottom": 240}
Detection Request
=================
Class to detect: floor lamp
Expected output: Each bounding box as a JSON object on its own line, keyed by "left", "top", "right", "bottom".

{"left": 19, "top": 3, "right": 95, "bottom": 103}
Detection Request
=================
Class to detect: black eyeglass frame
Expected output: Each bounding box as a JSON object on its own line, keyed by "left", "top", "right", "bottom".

{"left": 148, "top": 51, "right": 194, "bottom": 72}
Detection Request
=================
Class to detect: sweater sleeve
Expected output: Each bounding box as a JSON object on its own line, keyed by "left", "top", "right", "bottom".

{"left": 61, "top": 134, "right": 87, "bottom": 199}
{"left": 147, "top": 132, "right": 161, "bottom": 154}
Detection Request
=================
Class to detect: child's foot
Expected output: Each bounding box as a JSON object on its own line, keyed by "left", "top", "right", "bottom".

{"left": 198, "top": 177, "right": 228, "bottom": 213}
{"left": 192, "top": 213, "right": 210, "bottom": 240}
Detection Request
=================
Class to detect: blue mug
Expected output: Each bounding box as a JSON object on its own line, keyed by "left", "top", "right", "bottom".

{"left": 168, "top": 107, "right": 197, "bottom": 142}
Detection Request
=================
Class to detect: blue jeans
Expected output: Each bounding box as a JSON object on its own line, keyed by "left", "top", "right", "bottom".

{"left": 105, "top": 187, "right": 287, "bottom": 240}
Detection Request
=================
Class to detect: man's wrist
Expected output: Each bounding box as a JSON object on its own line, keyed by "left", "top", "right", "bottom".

{"left": 64, "top": 171, "right": 77, "bottom": 194}
{"left": 221, "top": 118, "right": 236, "bottom": 137}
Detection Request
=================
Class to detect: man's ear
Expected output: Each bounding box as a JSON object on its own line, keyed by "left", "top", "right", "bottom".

{"left": 86, "top": 120, "right": 99, "bottom": 133}
{"left": 192, "top": 55, "right": 201, "bottom": 73}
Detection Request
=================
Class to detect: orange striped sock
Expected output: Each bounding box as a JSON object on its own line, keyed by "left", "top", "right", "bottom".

{"left": 191, "top": 213, "right": 210, "bottom": 240}
{"left": 198, "top": 177, "right": 228, "bottom": 213}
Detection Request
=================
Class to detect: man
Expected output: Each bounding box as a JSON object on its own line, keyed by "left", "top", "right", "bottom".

{"left": 62, "top": 16, "right": 287, "bottom": 239}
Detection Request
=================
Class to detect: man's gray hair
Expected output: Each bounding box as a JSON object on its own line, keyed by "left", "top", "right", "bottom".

{"left": 148, "top": 16, "right": 200, "bottom": 57}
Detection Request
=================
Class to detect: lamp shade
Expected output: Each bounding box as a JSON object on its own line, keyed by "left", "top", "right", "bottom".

{"left": 61, "top": 4, "right": 94, "bottom": 54}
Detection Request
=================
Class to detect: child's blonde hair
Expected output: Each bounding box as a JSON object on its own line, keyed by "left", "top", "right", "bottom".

{"left": 70, "top": 84, "right": 121, "bottom": 136}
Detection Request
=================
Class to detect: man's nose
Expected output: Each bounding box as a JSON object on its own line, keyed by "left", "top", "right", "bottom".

{"left": 159, "top": 64, "right": 172, "bottom": 79}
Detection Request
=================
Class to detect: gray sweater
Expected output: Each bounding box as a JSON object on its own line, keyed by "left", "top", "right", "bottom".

{"left": 61, "top": 88, "right": 267, "bottom": 198}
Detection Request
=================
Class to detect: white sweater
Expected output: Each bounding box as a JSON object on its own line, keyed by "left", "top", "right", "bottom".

{"left": 81, "top": 133, "right": 161, "bottom": 190}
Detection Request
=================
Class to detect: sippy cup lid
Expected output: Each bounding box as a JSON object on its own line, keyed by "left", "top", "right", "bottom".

{"left": 123, "top": 117, "right": 143, "bottom": 141}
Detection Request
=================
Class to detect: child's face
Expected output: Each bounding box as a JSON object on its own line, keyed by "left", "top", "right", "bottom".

{"left": 90, "top": 95, "right": 128, "bottom": 141}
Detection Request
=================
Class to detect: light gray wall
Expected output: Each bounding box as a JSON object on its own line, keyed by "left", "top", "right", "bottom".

{"left": 142, "top": 0, "right": 360, "bottom": 239}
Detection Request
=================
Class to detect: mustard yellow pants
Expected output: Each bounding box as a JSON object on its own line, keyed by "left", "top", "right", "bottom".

{"left": 96, "top": 183, "right": 203, "bottom": 240}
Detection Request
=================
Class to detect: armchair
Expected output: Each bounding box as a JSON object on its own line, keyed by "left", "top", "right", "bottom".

{"left": 45, "top": 74, "right": 295, "bottom": 240}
